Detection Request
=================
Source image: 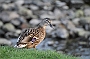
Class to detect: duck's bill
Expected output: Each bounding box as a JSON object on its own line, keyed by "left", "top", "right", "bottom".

{"left": 50, "top": 24, "right": 54, "bottom": 29}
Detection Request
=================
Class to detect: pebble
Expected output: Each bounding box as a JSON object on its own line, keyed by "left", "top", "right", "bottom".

{"left": 3, "top": 23, "right": 15, "bottom": 32}
{"left": 47, "top": 40, "right": 54, "bottom": 46}
{"left": 11, "top": 18, "right": 21, "bottom": 26}
{"left": 29, "top": 19, "right": 40, "bottom": 26}
{"left": 29, "top": 4, "right": 39, "bottom": 10}
{"left": 0, "top": 38, "right": 12, "bottom": 46}
{"left": 0, "top": 21, "right": 3, "bottom": 27}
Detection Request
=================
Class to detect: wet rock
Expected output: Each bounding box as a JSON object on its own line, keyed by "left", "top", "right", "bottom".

{"left": 3, "top": 23, "right": 15, "bottom": 32}
{"left": 0, "top": 38, "right": 12, "bottom": 46}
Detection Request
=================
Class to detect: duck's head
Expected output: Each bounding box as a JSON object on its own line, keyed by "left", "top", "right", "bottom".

{"left": 39, "top": 18, "right": 53, "bottom": 28}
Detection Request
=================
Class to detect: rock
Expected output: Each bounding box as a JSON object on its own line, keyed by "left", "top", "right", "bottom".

{"left": 40, "top": 14, "right": 55, "bottom": 19}
{"left": 72, "top": 18, "right": 80, "bottom": 25}
{"left": 0, "top": 29, "right": 5, "bottom": 37}
{"left": 9, "top": 12, "right": 19, "bottom": 19}
{"left": 52, "top": 20, "right": 61, "bottom": 25}
{"left": 77, "top": 28, "right": 88, "bottom": 36}
{"left": 84, "top": 8, "right": 90, "bottom": 16}
{"left": 52, "top": 26, "right": 69, "bottom": 39}
{"left": 47, "top": 40, "right": 54, "bottom": 46}
{"left": 46, "top": 26, "right": 53, "bottom": 36}
{"left": 20, "top": 23, "right": 29, "bottom": 29}
{"left": 54, "top": 8, "right": 64, "bottom": 20}
{"left": 15, "top": 0, "right": 24, "bottom": 6}
{"left": 15, "top": 29, "right": 21, "bottom": 34}
{"left": 0, "top": 21, "right": 3, "bottom": 27}
{"left": 62, "top": 5, "right": 69, "bottom": 9}
{"left": 0, "top": 12, "right": 11, "bottom": 22}
{"left": 29, "top": 19, "right": 40, "bottom": 26}
{"left": 79, "top": 41, "right": 87, "bottom": 45}
{"left": 75, "top": 10, "right": 84, "bottom": 17}
{"left": 18, "top": 6, "right": 37, "bottom": 19}
{"left": 0, "top": 38, "right": 12, "bottom": 46}
{"left": 3, "top": 23, "right": 15, "bottom": 32}
{"left": 11, "top": 18, "right": 21, "bottom": 26}
{"left": 29, "top": 4, "right": 39, "bottom": 10}
{"left": 55, "top": 0, "right": 66, "bottom": 7}
{"left": 18, "top": 17, "right": 27, "bottom": 23}
{"left": 5, "top": 32, "right": 18, "bottom": 38}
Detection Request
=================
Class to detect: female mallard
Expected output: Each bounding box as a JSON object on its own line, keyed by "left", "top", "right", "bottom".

{"left": 14, "top": 18, "right": 53, "bottom": 48}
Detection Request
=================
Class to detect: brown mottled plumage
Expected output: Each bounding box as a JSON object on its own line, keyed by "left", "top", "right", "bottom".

{"left": 14, "top": 18, "right": 53, "bottom": 48}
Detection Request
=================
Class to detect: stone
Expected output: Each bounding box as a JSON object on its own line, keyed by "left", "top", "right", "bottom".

{"left": 0, "top": 21, "right": 3, "bottom": 27}
{"left": 5, "top": 32, "right": 18, "bottom": 38}
{"left": 29, "top": 19, "right": 40, "bottom": 26}
{"left": 47, "top": 40, "right": 54, "bottom": 46}
{"left": 0, "top": 12, "right": 11, "bottom": 22}
{"left": 54, "top": 8, "right": 64, "bottom": 20}
{"left": 52, "top": 27, "right": 69, "bottom": 39}
{"left": 72, "top": 18, "right": 80, "bottom": 25}
{"left": 84, "top": 8, "right": 90, "bottom": 16}
{"left": 40, "top": 14, "right": 55, "bottom": 19}
{"left": 75, "top": 10, "right": 84, "bottom": 17}
{"left": 0, "top": 29, "right": 5, "bottom": 37}
{"left": 18, "top": 6, "right": 37, "bottom": 19}
{"left": 51, "top": 20, "right": 61, "bottom": 25}
{"left": 3, "top": 23, "right": 15, "bottom": 32}
{"left": 0, "top": 38, "right": 12, "bottom": 46}
{"left": 11, "top": 18, "right": 21, "bottom": 26}
{"left": 55, "top": 0, "right": 66, "bottom": 7}
{"left": 29, "top": 4, "right": 39, "bottom": 10}
{"left": 15, "top": 0, "right": 24, "bottom": 6}
{"left": 9, "top": 12, "right": 19, "bottom": 19}
{"left": 15, "top": 29, "right": 21, "bottom": 34}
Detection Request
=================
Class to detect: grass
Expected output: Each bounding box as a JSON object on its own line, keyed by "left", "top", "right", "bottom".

{"left": 0, "top": 46, "right": 79, "bottom": 59}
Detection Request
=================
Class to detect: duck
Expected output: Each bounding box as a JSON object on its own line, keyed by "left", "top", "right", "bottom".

{"left": 14, "top": 18, "right": 53, "bottom": 48}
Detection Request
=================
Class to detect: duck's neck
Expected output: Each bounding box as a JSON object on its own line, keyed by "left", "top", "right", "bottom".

{"left": 37, "top": 23, "right": 46, "bottom": 29}
{"left": 37, "top": 24, "right": 46, "bottom": 29}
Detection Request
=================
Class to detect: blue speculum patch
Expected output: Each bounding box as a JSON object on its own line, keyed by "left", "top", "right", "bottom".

{"left": 32, "top": 38, "right": 36, "bottom": 42}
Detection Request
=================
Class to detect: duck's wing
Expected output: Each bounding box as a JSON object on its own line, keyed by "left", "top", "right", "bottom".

{"left": 17, "top": 28, "right": 39, "bottom": 45}
{"left": 17, "top": 28, "right": 32, "bottom": 44}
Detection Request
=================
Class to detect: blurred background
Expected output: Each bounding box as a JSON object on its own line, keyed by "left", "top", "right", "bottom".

{"left": 0, "top": 0, "right": 90, "bottom": 59}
